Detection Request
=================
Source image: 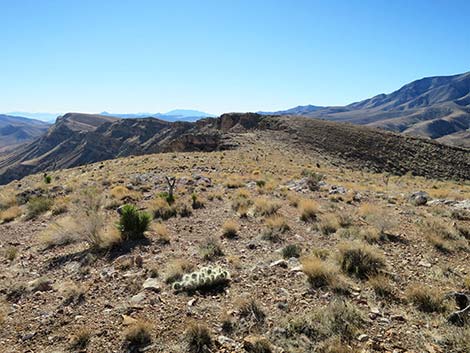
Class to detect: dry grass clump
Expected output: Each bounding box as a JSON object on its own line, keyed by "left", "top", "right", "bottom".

{"left": 3, "top": 247, "right": 18, "bottom": 262}
{"left": 151, "top": 222, "right": 170, "bottom": 244}
{"left": 441, "top": 326, "right": 470, "bottom": 353}
{"left": 244, "top": 337, "right": 273, "bottom": 353}
{"left": 301, "top": 257, "right": 336, "bottom": 288}
{"left": 59, "top": 281, "right": 86, "bottom": 305}
{"left": 176, "top": 201, "right": 193, "bottom": 217}
{"left": 359, "top": 227, "right": 382, "bottom": 244}
{"left": 338, "top": 242, "right": 386, "bottom": 279}
{"left": 239, "top": 299, "right": 266, "bottom": 325}
{"left": 368, "top": 274, "right": 395, "bottom": 299}
{"left": 225, "top": 175, "right": 244, "bottom": 189}
{"left": 406, "top": 284, "right": 447, "bottom": 313}
{"left": 358, "top": 203, "right": 397, "bottom": 235}
{"left": 231, "top": 189, "right": 253, "bottom": 216}
{"left": 0, "top": 192, "right": 16, "bottom": 210}
{"left": 423, "top": 218, "right": 468, "bottom": 253}
{"left": 110, "top": 185, "right": 140, "bottom": 201}
{"left": 254, "top": 198, "right": 281, "bottom": 216}
{"left": 316, "top": 337, "right": 358, "bottom": 353}
{"left": 287, "top": 192, "right": 300, "bottom": 207}
{"left": 39, "top": 216, "right": 81, "bottom": 248}
{"left": 151, "top": 198, "right": 177, "bottom": 220}
{"left": 0, "top": 206, "right": 22, "bottom": 223}
{"left": 164, "top": 259, "right": 194, "bottom": 284}
{"left": 123, "top": 320, "right": 153, "bottom": 349}
{"left": 287, "top": 300, "right": 365, "bottom": 343}
{"left": 199, "top": 237, "right": 224, "bottom": 260}
{"left": 69, "top": 327, "right": 91, "bottom": 350}
{"left": 298, "top": 199, "right": 319, "bottom": 222}
{"left": 51, "top": 196, "right": 70, "bottom": 216}
{"left": 335, "top": 211, "right": 354, "bottom": 228}
{"left": 26, "top": 196, "right": 53, "bottom": 219}
{"left": 262, "top": 215, "right": 290, "bottom": 242}
{"left": 207, "top": 189, "right": 224, "bottom": 201}
{"left": 222, "top": 219, "right": 239, "bottom": 238}
{"left": 185, "top": 322, "right": 213, "bottom": 353}
{"left": 318, "top": 214, "right": 340, "bottom": 235}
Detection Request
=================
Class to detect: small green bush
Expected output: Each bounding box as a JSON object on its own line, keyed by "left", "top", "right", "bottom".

{"left": 282, "top": 244, "right": 301, "bottom": 259}
{"left": 118, "top": 204, "right": 151, "bottom": 240}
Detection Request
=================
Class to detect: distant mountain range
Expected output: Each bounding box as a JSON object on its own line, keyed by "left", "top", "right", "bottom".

{"left": 4, "top": 109, "right": 215, "bottom": 123}
{"left": 269, "top": 72, "right": 470, "bottom": 148}
{"left": 0, "top": 114, "right": 50, "bottom": 151}
{"left": 99, "top": 109, "right": 215, "bottom": 122}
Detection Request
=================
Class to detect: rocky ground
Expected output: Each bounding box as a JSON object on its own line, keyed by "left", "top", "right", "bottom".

{"left": 0, "top": 131, "right": 469, "bottom": 353}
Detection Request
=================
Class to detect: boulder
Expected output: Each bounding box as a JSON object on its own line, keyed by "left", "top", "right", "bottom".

{"left": 409, "top": 191, "right": 430, "bottom": 206}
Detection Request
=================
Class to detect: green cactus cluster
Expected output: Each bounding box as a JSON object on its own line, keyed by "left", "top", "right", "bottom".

{"left": 172, "top": 265, "right": 230, "bottom": 292}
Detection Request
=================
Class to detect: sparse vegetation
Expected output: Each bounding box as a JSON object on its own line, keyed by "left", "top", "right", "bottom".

{"left": 118, "top": 204, "right": 151, "bottom": 241}
{"left": 301, "top": 257, "right": 336, "bottom": 288}
{"left": 185, "top": 323, "right": 213, "bottom": 353}
{"left": 222, "top": 219, "right": 239, "bottom": 238}
{"left": 70, "top": 328, "right": 91, "bottom": 350}
{"left": 338, "top": 242, "right": 386, "bottom": 279}
{"left": 199, "top": 237, "right": 223, "bottom": 260}
{"left": 152, "top": 222, "right": 170, "bottom": 244}
{"left": 298, "top": 199, "right": 318, "bottom": 222}
{"left": 164, "top": 259, "right": 194, "bottom": 284}
{"left": 239, "top": 299, "right": 266, "bottom": 325}
{"left": 0, "top": 206, "right": 21, "bottom": 223}
{"left": 282, "top": 244, "right": 301, "bottom": 259}
{"left": 406, "top": 284, "right": 447, "bottom": 313}
{"left": 152, "top": 198, "right": 177, "bottom": 220}
{"left": 26, "top": 196, "right": 53, "bottom": 219}
{"left": 286, "top": 300, "right": 365, "bottom": 343}
{"left": 318, "top": 213, "right": 340, "bottom": 235}
{"left": 123, "top": 321, "right": 153, "bottom": 349}
{"left": 254, "top": 197, "right": 281, "bottom": 216}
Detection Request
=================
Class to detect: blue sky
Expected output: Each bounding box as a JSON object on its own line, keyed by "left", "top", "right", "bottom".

{"left": 1, "top": 0, "right": 470, "bottom": 116}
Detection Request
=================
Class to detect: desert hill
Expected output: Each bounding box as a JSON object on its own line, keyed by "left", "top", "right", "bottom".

{"left": 0, "top": 125, "right": 469, "bottom": 352}
{"left": 0, "top": 112, "right": 468, "bottom": 185}
{"left": 0, "top": 114, "right": 50, "bottom": 151}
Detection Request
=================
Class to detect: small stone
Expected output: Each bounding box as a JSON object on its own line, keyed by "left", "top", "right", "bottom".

{"left": 142, "top": 278, "right": 161, "bottom": 292}
{"left": 418, "top": 260, "right": 432, "bottom": 268}
{"left": 129, "top": 292, "right": 146, "bottom": 305}
{"left": 217, "top": 335, "right": 235, "bottom": 346}
{"left": 270, "top": 259, "right": 288, "bottom": 268}
{"left": 187, "top": 298, "right": 197, "bottom": 307}
{"left": 122, "top": 315, "right": 138, "bottom": 326}
{"left": 357, "top": 334, "right": 369, "bottom": 342}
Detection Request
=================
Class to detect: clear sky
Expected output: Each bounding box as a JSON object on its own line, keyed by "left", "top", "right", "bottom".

{"left": 1, "top": 0, "right": 470, "bottom": 116}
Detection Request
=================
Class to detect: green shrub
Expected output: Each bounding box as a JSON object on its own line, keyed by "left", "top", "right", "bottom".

{"left": 43, "top": 174, "right": 52, "bottom": 184}
{"left": 118, "top": 204, "right": 151, "bottom": 240}
{"left": 282, "top": 244, "right": 301, "bottom": 259}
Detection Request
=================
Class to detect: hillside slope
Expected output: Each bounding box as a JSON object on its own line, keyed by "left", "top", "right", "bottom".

{"left": 0, "top": 128, "right": 469, "bottom": 352}
{"left": 0, "top": 114, "right": 50, "bottom": 150}
{"left": 278, "top": 72, "right": 470, "bottom": 147}
{"left": 0, "top": 113, "right": 469, "bottom": 185}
